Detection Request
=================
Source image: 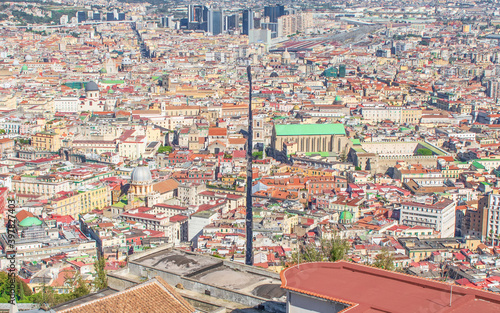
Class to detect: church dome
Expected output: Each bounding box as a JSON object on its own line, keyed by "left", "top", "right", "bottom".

{"left": 270, "top": 71, "right": 279, "bottom": 78}
{"left": 334, "top": 95, "right": 343, "bottom": 105}
{"left": 283, "top": 49, "right": 290, "bottom": 59}
{"left": 85, "top": 81, "right": 99, "bottom": 92}
{"left": 340, "top": 210, "right": 353, "bottom": 222}
{"left": 25, "top": 55, "right": 32, "bottom": 61}
{"left": 19, "top": 217, "right": 42, "bottom": 227}
{"left": 131, "top": 166, "right": 152, "bottom": 183}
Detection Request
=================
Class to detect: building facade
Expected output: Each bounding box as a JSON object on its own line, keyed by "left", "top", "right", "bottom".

{"left": 400, "top": 199, "right": 456, "bottom": 238}
{"left": 272, "top": 123, "right": 347, "bottom": 154}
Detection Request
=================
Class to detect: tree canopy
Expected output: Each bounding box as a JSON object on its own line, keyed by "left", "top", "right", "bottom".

{"left": 372, "top": 249, "right": 395, "bottom": 271}
{"left": 290, "top": 236, "right": 350, "bottom": 265}
{"left": 93, "top": 255, "right": 108, "bottom": 291}
{"left": 157, "top": 145, "right": 172, "bottom": 154}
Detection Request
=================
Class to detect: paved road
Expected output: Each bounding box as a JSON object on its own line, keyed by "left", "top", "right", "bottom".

{"left": 286, "top": 24, "right": 384, "bottom": 48}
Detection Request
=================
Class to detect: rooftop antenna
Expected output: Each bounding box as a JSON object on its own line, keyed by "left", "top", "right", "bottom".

{"left": 245, "top": 65, "right": 254, "bottom": 266}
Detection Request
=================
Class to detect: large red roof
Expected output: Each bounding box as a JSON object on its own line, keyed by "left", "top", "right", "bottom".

{"left": 280, "top": 261, "right": 500, "bottom": 313}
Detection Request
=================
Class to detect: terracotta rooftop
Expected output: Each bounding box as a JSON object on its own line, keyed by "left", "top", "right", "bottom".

{"left": 58, "top": 276, "right": 195, "bottom": 313}
{"left": 153, "top": 179, "right": 179, "bottom": 194}
{"left": 281, "top": 261, "right": 500, "bottom": 313}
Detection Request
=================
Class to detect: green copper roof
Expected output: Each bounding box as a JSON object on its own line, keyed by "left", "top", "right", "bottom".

{"left": 340, "top": 210, "right": 353, "bottom": 221}
{"left": 472, "top": 161, "right": 485, "bottom": 170}
{"left": 323, "top": 67, "right": 338, "bottom": 77}
{"left": 64, "top": 82, "right": 84, "bottom": 89}
{"left": 21, "top": 64, "right": 28, "bottom": 71}
{"left": 101, "top": 80, "right": 125, "bottom": 84}
{"left": 275, "top": 123, "right": 345, "bottom": 136}
{"left": 19, "top": 217, "right": 42, "bottom": 227}
{"left": 305, "top": 152, "right": 330, "bottom": 157}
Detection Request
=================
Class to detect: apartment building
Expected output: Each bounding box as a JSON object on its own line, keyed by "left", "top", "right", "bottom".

{"left": 485, "top": 191, "right": 500, "bottom": 240}
{"left": 360, "top": 107, "right": 422, "bottom": 124}
{"left": 400, "top": 198, "right": 456, "bottom": 238}
{"left": 12, "top": 175, "right": 70, "bottom": 197}
{"left": 32, "top": 131, "right": 61, "bottom": 151}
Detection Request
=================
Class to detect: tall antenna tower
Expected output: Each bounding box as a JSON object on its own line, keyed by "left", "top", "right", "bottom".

{"left": 245, "top": 65, "right": 254, "bottom": 266}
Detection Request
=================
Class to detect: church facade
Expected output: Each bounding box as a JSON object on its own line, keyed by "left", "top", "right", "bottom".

{"left": 271, "top": 123, "right": 348, "bottom": 155}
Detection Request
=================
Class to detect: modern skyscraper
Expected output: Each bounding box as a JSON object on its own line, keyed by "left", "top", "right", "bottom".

{"left": 106, "top": 12, "right": 115, "bottom": 21}
{"left": 242, "top": 9, "right": 254, "bottom": 36}
{"left": 77, "top": 11, "right": 86, "bottom": 23}
{"left": 161, "top": 16, "right": 174, "bottom": 28}
{"left": 264, "top": 5, "right": 285, "bottom": 23}
{"left": 207, "top": 9, "right": 223, "bottom": 35}
{"left": 488, "top": 79, "right": 500, "bottom": 100}
{"left": 224, "top": 14, "right": 238, "bottom": 31}
{"left": 180, "top": 18, "right": 188, "bottom": 29}
{"left": 188, "top": 4, "right": 204, "bottom": 23}
{"left": 93, "top": 12, "right": 101, "bottom": 21}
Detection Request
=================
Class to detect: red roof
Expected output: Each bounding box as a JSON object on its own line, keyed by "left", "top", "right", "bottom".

{"left": 208, "top": 127, "right": 227, "bottom": 136}
{"left": 170, "top": 215, "right": 188, "bottom": 223}
{"left": 280, "top": 261, "right": 500, "bottom": 313}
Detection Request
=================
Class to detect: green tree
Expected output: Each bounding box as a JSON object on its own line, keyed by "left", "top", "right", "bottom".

{"left": 157, "top": 145, "right": 172, "bottom": 154}
{"left": 93, "top": 256, "right": 108, "bottom": 291}
{"left": 290, "top": 236, "right": 350, "bottom": 264}
{"left": 64, "top": 270, "right": 90, "bottom": 298}
{"left": 373, "top": 249, "right": 395, "bottom": 271}
{"left": 0, "top": 272, "right": 32, "bottom": 303}
{"left": 73, "top": 275, "right": 90, "bottom": 297}
{"left": 252, "top": 151, "right": 263, "bottom": 159}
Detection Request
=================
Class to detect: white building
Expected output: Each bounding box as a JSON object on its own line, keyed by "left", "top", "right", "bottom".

{"left": 60, "top": 15, "right": 68, "bottom": 25}
{"left": 54, "top": 97, "right": 79, "bottom": 112}
{"left": 53, "top": 81, "right": 110, "bottom": 113}
{"left": 486, "top": 192, "right": 500, "bottom": 239}
{"left": 400, "top": 198, "right": 456, "bottom": 238}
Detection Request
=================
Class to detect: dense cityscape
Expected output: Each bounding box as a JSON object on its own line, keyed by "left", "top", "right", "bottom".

{"left": 0, "top": 0, "right": 500, "bottom": 312}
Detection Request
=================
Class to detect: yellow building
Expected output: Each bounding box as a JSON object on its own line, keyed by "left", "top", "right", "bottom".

{"left": 274, "top": 164, "right": 336, "bottom": 177}
{"left": 47, "top": 184, "right": 110, "bottom": 217}
{"left": 79, "top": 184, "right": 110, "bottom": 214}
{"left": 441, "top": 166, "right": 463, "bottom": 178}
{"left": 49, "top": 191, "right": 81, "bottom": 216}
{"left": 162, "top": 105, "right": 200, "bottom": 117}
{"left": 32, "top": 131, "right": 61, "bottom": 151}
{"left": 280, "top": 213, "right": 299, "bottom": 234}
{"left": 146, "top": 125, "right": 163, "bottom": 142}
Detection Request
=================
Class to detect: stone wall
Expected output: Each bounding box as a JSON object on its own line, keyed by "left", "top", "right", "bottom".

{"left": 375, "top": 155, "right": 437, "bottom": 173}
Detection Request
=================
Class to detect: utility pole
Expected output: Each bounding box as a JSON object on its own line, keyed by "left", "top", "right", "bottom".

{"left": 245, "top": 65, "right": 253, "bottom": 266}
